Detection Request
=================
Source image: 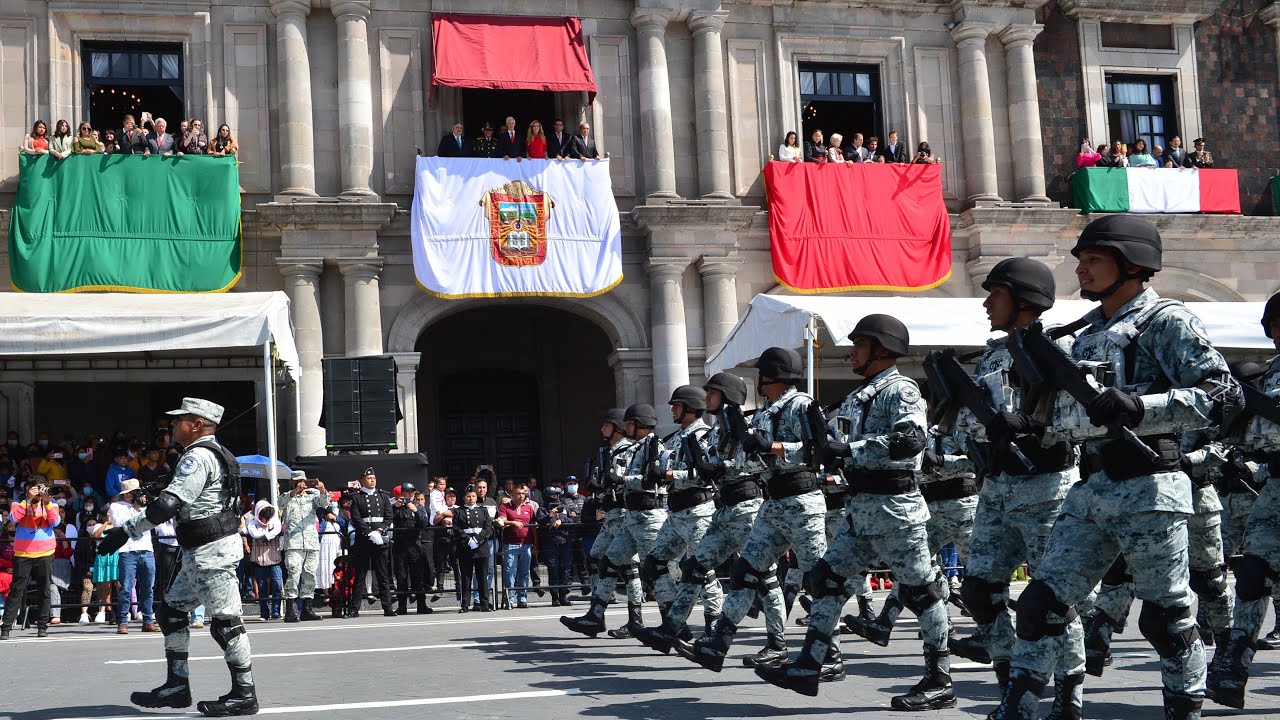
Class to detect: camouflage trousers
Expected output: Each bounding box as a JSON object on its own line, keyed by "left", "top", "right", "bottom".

{"left": 283, "top": 548, "right": 319, "bottom": 601}
{"left": 783, "top": 504, "right": 872, "bottom": 605}
{"left": 1220, "top": 490, "right": 1259, "bottom": 557}
{"left": 162, "top": 536, "right": 251, "bottom": 681}
{"left": 595, "top": 507, "right": 669, "bottom": 605}
{"left": 877, "top": 494, "right": 978, "bottom": 627}
{"left": 666, "top": 498, "right": 778, "bottom": 635}
{"left": 1014, "top": 486, "right": 1203, "bottom": 699}
{"left": 649, "top": 500, "right": 722, "bottom": 616}
{"left": 719, "top": 490, "right": 828, "bottom": 634}
{"left": 590, "top": 508, "right": 642, "bottom": 605}
{"left": 804, "top": 508, "right": 949, "bottom": 668}
{"left": 1228, "top": 480, "right": 1280, "bottom": 664}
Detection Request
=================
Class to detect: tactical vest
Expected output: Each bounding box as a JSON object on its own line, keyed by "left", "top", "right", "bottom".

{"left": 174, "top": 438, "right": 243, "bottom": 549}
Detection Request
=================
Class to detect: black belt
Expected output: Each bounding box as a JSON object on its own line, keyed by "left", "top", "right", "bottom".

{"left": 849, "top": 469, "right": 916, "bottom": 495}
{"left": 718, "top": 480, "right": 763, "bottom": 506}
{"left": 668, "top": 488, "right": 714, "bottom": 513}
{"left": 1085, "top": 434, "right": 1181, "bottom": 482}
{"left": 921, "top": 476, "right": 978, "bottom": 502}
{"left": 175, "top": 509, "right": 241, "bottom": 549}
{"left": 625, "top": 492, "right": 662, "bottom": 511}
{"left": 766, "top": 471, "right": 817, "bottom": 500}
{"left": 823, "top": 488, "right": 849, "bottom": 510}
{"left": 980, "top": 438, "right": 1075, "bottom": 476}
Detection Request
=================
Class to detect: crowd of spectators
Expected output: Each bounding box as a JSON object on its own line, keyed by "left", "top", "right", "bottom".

{"left": 20, "top": 113, "right": 237, "bottom": 160}
{"left": 1074, "top": 135, "right": 1215, "bottom": 169}
{"left": 778, "top": 128, "right": 936, "bottom": 165}
{"left": 436, "top": 116, "right": 600, "bottom": 161}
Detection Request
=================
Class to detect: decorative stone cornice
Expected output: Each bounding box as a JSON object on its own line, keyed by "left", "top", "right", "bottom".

{"left": 256, "top": 202, "right": 398, "bottom": 231}
{"left": 269, "top": 0, "right": 310, "bottom": 18}
{"left": 630, "top": 8, "right": 676, "bottom": 33}
{"left": 337, "top": 258, "right": 384, "bottom": 279}
{"left": 331, "top": 0, "right": 372, "bottom": 20}
{"left": 950, "top": 22, "right": 997, "bottom": 48}
{"left": 275, "top": 257, "right": 324, "bottom": 278}
{"left": 998, "top": 24, "right": 1042, "bottom": 48}
{"left": 1058, "top": 0, "right": 1220, "bottom": 24}
{"left": 645, "top": 256, "right": 692, "bottom": 281}
{"left": 1261, "top": 2, "right": 1280, "bottom": 28}
{"left": 696, "top": 255, "right": 746, "bottom": 279}
{"left": 688, "top": 11, "right": 730, "bottom": 36}
{"left": 631, "top": 204, "right": 759, "bottom": 232}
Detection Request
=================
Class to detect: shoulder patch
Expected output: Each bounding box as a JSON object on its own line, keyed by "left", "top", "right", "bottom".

{"left": 899, "top": 384, "right": 921, "bottom": 404}
{"left": 176, "top": 454, "right": 200, "bottom": 476}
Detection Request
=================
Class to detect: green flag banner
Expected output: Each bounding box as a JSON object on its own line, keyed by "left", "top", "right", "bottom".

{"left": 7, "top": 153, "right": 242, "bottom": 293}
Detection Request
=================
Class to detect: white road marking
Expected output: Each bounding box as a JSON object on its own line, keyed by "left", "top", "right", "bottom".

{"left": 48, "top": 688, "right": 583, "bottom": 720}
{"left": 105, "top": 641, "right": 505, "bottom": 664}
{"left": 950, "top": 661, "right": 993, "bottom": 670}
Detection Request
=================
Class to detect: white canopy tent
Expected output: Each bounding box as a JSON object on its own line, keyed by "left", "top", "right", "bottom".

{"left": 706, "top": 294, "right": 1271, "bottom": 390}
{"left": 0, "top": 291, "right": 299, "bottom": 504}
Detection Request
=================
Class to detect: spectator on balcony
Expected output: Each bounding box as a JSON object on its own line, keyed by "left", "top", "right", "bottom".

{"left": 912, "top": 141, "right": 938, "bottom": 164}
{"left": 803, "top": 129, "right": 827, "bottom": 163}
{"left": 568, "top": 122, "right": 599, "bottom": 160}
{"left": 21, "top": 120, "right": 49, "bottom": 155}
{"left": 1151, "top": 145, "right": 1164, "bottom": 167}
{"left": 1164, "top": 136, "right": 1190, "bottom": 168}
{"left": 499, "top": 116, "right": 524, "bottom": 159}
{"left": 777, "top": 131, "right": 801, "bottom": 162}
{"left": 178, "top": 118, "right": 207, "bottom": 155}
{"left": 526, "top": 120, "right": 548, "bottom": 159}
{"left": 118, "top": 115, "right": 149, "bottom": 155}
{"left": 73, "top": 122, "right": 102, "bottom": 154}
{"left": 1076, "top": 140, "right": 1102, "bottom": 168}
{"left": 1189, "top": 138, "right": 1214, "bottom": 168}
{"left": 209, "top": 124, "right": 238, "bottom": 157}
{"left": 147, "top": 118, "right": 175, "bottom": 156}
{"left": 100, "top": 129, "right": 120, "bottom": 155}
{"left": 1128, "top": 138, "right": 1157, "bottom": 168}
{"left": 825, "top": 133, "right": 845, "bottom": 163}
{"left": 845, "top": 132, "right": 871, "bottom": 162}
{"left": 473, "top": 123, "right": 500, "bottom": 158}
{"left": 879, "top": 130, "right": 909, "bottom": 163}
{"left": 864, "top": 136, "right": 884, "bottom": 163}
{"left": 48, "top": 120, "right": 73, "bottom": 160}
{"left": 1097, "top": 140, "right": 1129, "bottom": 168}
{"left": 437, "top": 122, "right": 470, "bottom": 157}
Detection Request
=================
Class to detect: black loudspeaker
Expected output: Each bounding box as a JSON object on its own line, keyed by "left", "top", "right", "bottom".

{"left": 322, "top": 356, "right": 399, "bottom": 451}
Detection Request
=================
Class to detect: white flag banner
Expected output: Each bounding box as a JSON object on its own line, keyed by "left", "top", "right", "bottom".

{"left": 411, "top": 157, "right": 623, "bottom": 298}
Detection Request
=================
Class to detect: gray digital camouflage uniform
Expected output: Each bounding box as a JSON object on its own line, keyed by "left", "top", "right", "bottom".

{"left": 1006, "top": 289, "right": 1236, "bottom": 717}
{"left": 281, "top": 487, "right": 328, "bottom": 601}
{"left": 588, "top": 437, "right": 638, "bottom": 604}
{"left": 598, "top": 434, "right": 670, "bottom": 606}
{"left": 123, "top": 435, "right": 252, "bottom": 694}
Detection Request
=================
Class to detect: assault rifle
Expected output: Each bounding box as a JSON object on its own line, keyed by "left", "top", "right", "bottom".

{"left": 1009, "top": 321, "right": 1160, "bottom": 464}
{"left": 1237, "top": 380, "right": 1280, "bottom": 427}
{"left": 587, "top": 444, "right": 609, "bottom": 491}
{"left": 642, "top": 432, "right": 662, "bottom": 489}
{"left": 801, "top": 400, "right": 831, "bottom": 474}
{"left": 722, "top": 403, "right": 774, "bottom": 467}
{"left": 924, "top": 349, "right": 1036, "bottom": 474}
{"left": 682, "top": 427, "right": 713, "bottom": 487}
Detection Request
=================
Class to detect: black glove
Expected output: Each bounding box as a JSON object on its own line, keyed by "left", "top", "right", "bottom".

{"left": 97, "top": 527, "right": 130, "bottom": 556}
{"left": 695, "top": 461, "right": 727, "bottom": 481}
{"left": 741, "top": 429, "right": 771, "bottom": 456}
{"left": 821, "top": 441, "right": 852, "bottom": 467}
{"left": 1085, "top": 388, "right": 1145, "bottom": 428}
{"left": 1179, "top": 452, "right": 1194, "bottom": 476}
{"left": 986, "top": 411, "right": 1036, "bottom": 441}
{"left": 642, "top": 464, "right": 666, "bottom": 490}
{"left": 887, "top": 428, "right": 926, "bottom": 460}
{"left": 1220, "top": 454, "right": 1251, "bottom": 485}
{"left": 922, "top": 450, "right": 942, "bottom": 470}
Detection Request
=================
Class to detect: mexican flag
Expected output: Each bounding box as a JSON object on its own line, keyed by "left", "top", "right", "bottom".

{"left": 1072, "top": 167, "right": 1240, "bottom": 214}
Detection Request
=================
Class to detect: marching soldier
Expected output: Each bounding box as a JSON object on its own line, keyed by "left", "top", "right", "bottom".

{"left": 756, "top": 316, "right": 953, "bottom": 711}
{"left": 472, "top": 122, "right": 500, "bottom": 158}
{"left": 988, "top": 216, "right": 1238, "bottom": 720}
{"left": 280, "top": 470, "right": 328, "bottom": 623}
{"left": 96, "top": 398, "right": 259, "bottom": 716}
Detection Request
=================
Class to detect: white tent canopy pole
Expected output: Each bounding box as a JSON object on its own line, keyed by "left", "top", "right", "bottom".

{"left": 707, "top": 294, "right": 1272, "bottom": 376}
{"left": 265, "top": 341, "right": 279, "bottom": 507}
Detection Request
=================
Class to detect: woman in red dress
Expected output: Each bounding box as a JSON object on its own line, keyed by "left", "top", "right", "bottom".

{"left": 526, "top": 120, "right": 548, "bottom": 159}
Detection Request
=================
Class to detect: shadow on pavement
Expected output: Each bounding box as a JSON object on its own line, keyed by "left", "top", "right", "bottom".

{"left": 12, "top": 705, "right": 148, "bottom": 720}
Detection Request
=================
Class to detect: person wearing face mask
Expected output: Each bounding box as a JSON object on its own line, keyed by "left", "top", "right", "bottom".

{"left": 347, "top": 467, "right": 396, "bottom": 617}
{"left": 541, "top": 477, "right": 581, "bottom": 607}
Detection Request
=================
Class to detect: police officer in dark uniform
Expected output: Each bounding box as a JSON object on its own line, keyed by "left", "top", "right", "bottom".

{"left": 391, "top": 482, "right": 432, "bottom": 615}
{"left": 472, "top": 122, "right": 500, "bottom": 158}
{"left": 348, "top": 467, "right": 396, "bottom": 618}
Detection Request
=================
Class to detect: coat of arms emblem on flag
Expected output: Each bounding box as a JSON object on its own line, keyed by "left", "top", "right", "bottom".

{"left": 483, "top": 180, "right": 553, "bottom": 267}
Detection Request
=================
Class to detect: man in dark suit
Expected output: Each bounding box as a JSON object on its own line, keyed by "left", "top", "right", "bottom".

{"left": 437, "top": 122, "right": 471, "bottom": 157}
{"left": 498, "top": 116, "right": 524, "bottom": 159}
{"left": 547, "top": 119, "right": 572, "bottom": 159}
{"left": 568, "top": 122, "right": 599, "bottom": 159}
{"left": 878, "top": 130, "right": 909, "bottom": 163}
{"left": 119, "top": 114, "right": 150, "bottom": 155}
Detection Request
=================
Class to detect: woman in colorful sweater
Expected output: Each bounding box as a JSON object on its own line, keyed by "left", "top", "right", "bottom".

{"left": 1, "top": 482, "right": 61, "bottom": 639}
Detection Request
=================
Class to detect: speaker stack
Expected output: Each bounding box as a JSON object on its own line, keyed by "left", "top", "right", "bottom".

{"left": 322, "top": 356, "right": 399, "bottom": 451}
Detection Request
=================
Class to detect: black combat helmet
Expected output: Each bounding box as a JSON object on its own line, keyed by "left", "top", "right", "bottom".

{"left": 1229, "top": 360, "right": 1266, "bottom": 382}
{"left": 624, "top": 403, "right": 658, "bottom": 428}
{"left": 1071, "top": 215, "right": 1162, "bottom": 272}
{"left": 703, "top": 372, "right": 748, "bottom": 406}
{"left": 669, "top": 385, "right": 707, "bottom": 412}
{"left": 601, "top": 408, "right": 626, "bottom": 433}
{"left": 847, "top": 314, "right": 910, "bottom": 357}
{"left": 982, "top": 257, "right": 1056, "bottom": 312}
{"left": 756, "top": 347, "right": 804, "bottom": 382}
{"left": 1262, "top": 292, "right": 1280, "bottom": 338}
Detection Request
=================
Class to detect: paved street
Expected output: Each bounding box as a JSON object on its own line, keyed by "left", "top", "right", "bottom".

{"left": 3, "top": 591, "right": 1276, "bottom": 720}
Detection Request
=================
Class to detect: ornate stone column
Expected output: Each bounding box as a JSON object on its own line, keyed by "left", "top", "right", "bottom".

{"left": 950, "top": 23, "right": 1001, "bottom": 204}
{"left": 1000, "top": 25, "right": 1051, "bottom": 203}
{"left": 390, "top": 352, "right": 421, "bottom": 453}
{"left": 271, "top": 0, "right": 317, "bottom": 197}
{"left": 630, "top": 9, "right": 679, "bottom": 200}
{"left": 646, "top": 257, "right": 692, "bottom": 410}
{"left": 332, "top": 0, "right": 377, "bottom": 198}
{"left": 277, "top": 258, "right": 326, "bottom": 456}
{"left": 338, "top": 259, "right": 384, "bottom": 357}
{"left": 689, "top": 11, "right": 733, "bottom": 200}
{"left": 697, "top": 255, "right": 744, "bottom": 351}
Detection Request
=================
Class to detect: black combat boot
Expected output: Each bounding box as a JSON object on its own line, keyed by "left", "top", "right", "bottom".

{"left": 36, "top": 624, "right": 48, "bottom": 638}
{"left": 196, "top": 662, "right": 258, "bottom": 717}
{"left": 283, "top": 599, "right": 299, "bottom": 623}
{"left": 686, "top": 618, "right": 737, "bottom": 672}
{"left": 891, "top": 647, "right": 956, "bottom": 711}
{"left": 754, "top": 629, "right": 829, "bottom": 697}
{"left": 986, "top": 667, "right": 1047, "bottom": 720}
{"left": 1045, "top": 673, "right": 1084, "bottom": 720}
{"left": 742, "top": 633, "right": 788, "bottom": 667}
{"left": 795, "top": 593, "right": 813, "bottom": 626}
{"left": 993, "top": 660, "right": 1011, "bottom": 694}
{"left": 820, "top": 645, "right": 846, "bottom": 683}
{"left": 843, "top": 593, "right": 900, "bottom": 647}
{"left": 131, "top": 651, "right": 192, "bottom": 709}
{"left": 0, "top": 625, "right": 10, "bottom": 641}
{"left": 634, "top": 618, "right": 689, "bottom": 655}
{"left": 607, "top": 603, "right": 644, "bottom": 639}
{"left": 298, "top": 598, "right": 324, "bottom": 621}
{"left": 1206, "top": 631, "right": 1254, "bottom": 709}
{"left": 856, "top": 594, "right": 876, "bottom": 622}
{"left": 559, "top": 598, "right": 608, "bottom": 638}
{"left": 1083, "top": 610, "right": 1116, "bottom": 677}
{"left": 1162, "top": 689, "right": 1202, "bottom": 720}
{"left": 950, "top": 631, "right": 992, "bottom": 664}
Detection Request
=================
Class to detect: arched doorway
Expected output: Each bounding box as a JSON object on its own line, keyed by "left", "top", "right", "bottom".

{"left": 415, "top": 306, "right": 616, "bottom": 484}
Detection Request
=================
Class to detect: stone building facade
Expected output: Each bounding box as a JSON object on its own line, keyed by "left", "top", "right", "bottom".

{"left": 0, "top": 0, "right": 1278, "bottom": 480}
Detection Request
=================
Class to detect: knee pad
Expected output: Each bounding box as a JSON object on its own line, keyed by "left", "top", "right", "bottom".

{"left": 730, "top": 556, "right": 772, "bottom": 595}
{"left": 1188, "top": 566, "right": 1229, "bottom": 601}
{"left": 1015, "top": 580, "right": 1071, "bottom": 642}
{"left": 210, "top": 617, "right": 246, "bottom": 650}
{"left": 598, "top": 557, "right": 618, "bottom": 580}
{"left": 1101, "top": 555, "right": 1132, "bottom": 586}
{"left": 901, "top": 578, "right": 946, "bottom": 615}
{"left": 680, "top": 556, "right": 709, "bottom": 586}
{"left": 1137, "top": 603, "right": 1197, "bottom": 659}
{"left": 807, "top": 559, "right": 849, "bottom": 600}
{"left": 960, "top": 576, "right": 1009, "bottom": 626}
{"left": 620, "top": 564, "right": 640, "bottom": 582}
{"left": 1235, "top": 554, "right": 1275, "bottom": 602}
{"left": 640, "top": 555, "right": 663, "bottom": 586}
{"left": 156, "top": 603, "right": 189, "bottom": 636}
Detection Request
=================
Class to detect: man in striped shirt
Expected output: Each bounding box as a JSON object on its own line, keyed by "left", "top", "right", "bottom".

{"left": 1, "top": 481, "right": 62, "bottom": 639}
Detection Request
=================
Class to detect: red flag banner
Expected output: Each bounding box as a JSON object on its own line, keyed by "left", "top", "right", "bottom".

{"left": 764, "top": 162, "right": 952, "bottom": 293}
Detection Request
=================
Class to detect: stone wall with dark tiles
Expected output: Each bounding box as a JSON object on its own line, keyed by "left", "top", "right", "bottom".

{"left": 1195, "top": 0, "right": 1279, "bottom": 216}
{"left": 1034, "top": 3, "right": 1087, "bottom": 207}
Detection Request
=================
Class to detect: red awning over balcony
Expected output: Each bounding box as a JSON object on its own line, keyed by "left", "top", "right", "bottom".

{"left": 431, "top": 14, "right": 597, "bottom": 101}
